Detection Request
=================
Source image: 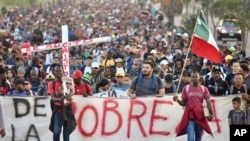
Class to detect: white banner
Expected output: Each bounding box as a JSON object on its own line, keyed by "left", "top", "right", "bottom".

{"left": 1, "top": 95, "right": 233, "bottom": 141}
{"left": 92, "top": 89, "right": 129, "bottom": 98}
{"left": 61, "top": 25, "right": 70, "bottom": 77}
{"left": 21, "top": 36, "right": 111, "bottom": 53}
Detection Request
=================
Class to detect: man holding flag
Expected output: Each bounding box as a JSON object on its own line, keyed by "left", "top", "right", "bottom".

{"left": 173, "top": 10, "right": 218, "bottom": 141}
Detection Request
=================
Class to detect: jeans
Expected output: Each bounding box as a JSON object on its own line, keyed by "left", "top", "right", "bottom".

{"left": 53, "top": 112, "right": 70, "bottom": 141}
{"left": 186, "top": 120, "right": 203, "bottom": 141}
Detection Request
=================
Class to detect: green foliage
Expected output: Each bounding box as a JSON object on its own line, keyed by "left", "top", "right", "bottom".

{"left": 213, "top": 0, "right": 250, "bottom": 31}
{"left": 181, "top": 13, "right": 197, "bottom": 33}
{"left": 1, "top": 0, "right": 47, "bottom": 9}
{"left": 161, "top": 0, "right": 183, "bottom": 16}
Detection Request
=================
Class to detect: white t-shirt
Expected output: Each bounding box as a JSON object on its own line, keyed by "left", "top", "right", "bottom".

{"left": 84, "top": 66, "right": 92, "bottom": 74}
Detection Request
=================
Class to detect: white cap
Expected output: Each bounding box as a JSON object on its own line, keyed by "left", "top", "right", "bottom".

{"left": 91, "top": 62, "right": 100, "bottom": 68}
{"left": 115, "top": 58, "right": 123, "bottom": 63}
{"left": 182, "top": 33, "right": 189, "bottom": 38}
{"left": 160, "top": 60, "right": 169, "bottom": 65}
{"left": 125, "top": 45, "right": 130, "bottom": 49}
{"left": 150, "top": 49, "right": 157, "bottom": 54}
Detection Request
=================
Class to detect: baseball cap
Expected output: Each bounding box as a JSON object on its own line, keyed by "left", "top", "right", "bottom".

{"left": 72, "top": 70, "right": 83, "bottom": 79}
{"left": 115, "top": 58, "right": 123, "bottom": 63}
{"left": 91, "top": 62, "right": 100, "bottom": 68}
{"left": 160, "top": 60, "right": 169, "bottom": 65}
{"left": 115, "top": 71, "right": 125, "bottom": 77}
{"left": 229, "top": 46, "right": 236, "bottom": 52}
{"left": 15, "top": 78, "right": 26, "bottom": 85}
{"left": 83, "top": 73, "right": 92, "bottom": 83}
{"left": 150, "top": 49, "right": 157, "bottom": 54}
{"left": 212, "top": 65, "right": 221, "bottom": 72}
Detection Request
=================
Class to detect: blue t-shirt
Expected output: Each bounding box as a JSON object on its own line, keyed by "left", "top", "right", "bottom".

{"left": 31, "top": 81, "right": 40, "bottom": 92}
{"left": 7, "top": 90, "right": 29, "bottom": 96}
{"left": 111, "top": 83, "right": 130, "bottom": 92}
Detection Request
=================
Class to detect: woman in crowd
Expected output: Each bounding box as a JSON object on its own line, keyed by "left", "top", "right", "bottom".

{"left": 6, "top": 68, "right": 16, "bottom": 84}
{"left": 93, "top": 78, "right": 110, "bottom": 94}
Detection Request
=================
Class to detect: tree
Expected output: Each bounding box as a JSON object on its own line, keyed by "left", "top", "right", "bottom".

{"left": 2, "top": 0, "right": 46, "bottom": 8}
{"left": 212, "top": 0, "right": 250, "bottom": 50}
{"left": 191, "top": 0, "right": 250, "bottom": 50}
{"left": 181, "top": 13, "right": 197, "bottom": 34}
{"left": 160, "top": 0, "right": 183, "bottom": 27}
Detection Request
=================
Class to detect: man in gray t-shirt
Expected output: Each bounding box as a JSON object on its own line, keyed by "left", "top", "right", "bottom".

{"left": 127, "top": 62, "right": 164, "bottom": 98}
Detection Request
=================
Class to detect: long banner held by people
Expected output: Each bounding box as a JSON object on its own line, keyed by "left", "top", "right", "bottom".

{"left": 21, "top": 36, "right": 111, "bottom": 53}
{"left": 1, "top": 95, "right": 233, "bottom": 141}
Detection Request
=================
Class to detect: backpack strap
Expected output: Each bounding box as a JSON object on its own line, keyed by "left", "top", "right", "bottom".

{"left": 200, "top": 85, "right": 205, "bottom": 94}
{"left": 185, "top": 84, "right": 190, "bottom": 94}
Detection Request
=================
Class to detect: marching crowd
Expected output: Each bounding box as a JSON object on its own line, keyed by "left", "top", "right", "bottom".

{"left": 0, "top": 0, "right": 250, "bottom": 140}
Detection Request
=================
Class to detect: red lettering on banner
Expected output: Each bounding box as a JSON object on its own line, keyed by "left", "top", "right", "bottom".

{"left": 101, "top": 99, "right": 122, "bottom": 136}
{"left": 62, "top": 42, "right": 68, "bottom": 48}
{"left": 71, "top": 40, "right": 80, "bottom": 46}
{"left": 83, "top": 39, "right": 93, "bottom": 44}
{"left": 78, "top": 105, "right": 98, "bottom": 137}
{"left": 127, "top": 100, "right": 147, "bottom": 138}
{"left": 53, "top": 43, "right": 61, "bottom": 48}
{"left": 46, "top": 44, "right": 53, "bottom": 49}
{"left": 62, "top": 47, "right": 68, "bottom": 53}
{"left": 149, "top": 100, "right": 173, "bottom": 136}
{"left": 71, "top": 101, "right": 77, "bottom": 114}
{"left": 64, "top": 71, "right": 69, "bottom": 77}
{"left": 63, "top": 55, "right": 69, "bottom": 63}
{"left": 33, "top": 45, "right": 38, "bottom": 50}
{"left": 210, "top": 99, "right": 221, "bottom": 133}
{"left": 63, "top": 64, "right": 68, "bottom": 70}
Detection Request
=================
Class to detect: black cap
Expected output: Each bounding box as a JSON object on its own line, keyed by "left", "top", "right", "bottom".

{"left": 15, "top": 78, "right": 26, "bottom": 85}
{"left": 212, "top": 65, "right": 221, "bottom": 72}
{"left": 165, "top": 74, "right": 173, "bottom": 83}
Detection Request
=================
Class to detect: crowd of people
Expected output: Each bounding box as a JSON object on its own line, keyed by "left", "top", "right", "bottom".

{"left": 0, "top": 0, "right": 250, "bottom": 140}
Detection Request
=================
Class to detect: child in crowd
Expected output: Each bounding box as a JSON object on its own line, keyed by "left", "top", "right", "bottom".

{"left": 228, "top": 96, "right": 245, "bottom": 125}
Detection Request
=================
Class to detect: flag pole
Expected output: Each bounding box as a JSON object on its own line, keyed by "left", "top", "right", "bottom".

{"left": 175, "top": 10, "right": 202, "bottom": 95}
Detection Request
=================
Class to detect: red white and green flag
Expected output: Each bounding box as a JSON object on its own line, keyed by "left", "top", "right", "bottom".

{"left": 191, "top": 11, "right": 222, "bottom": 63}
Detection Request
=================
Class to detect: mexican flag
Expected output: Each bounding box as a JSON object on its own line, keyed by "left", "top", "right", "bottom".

{"left": 191, "top": 11, "right": 222, "bottom": 64}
